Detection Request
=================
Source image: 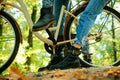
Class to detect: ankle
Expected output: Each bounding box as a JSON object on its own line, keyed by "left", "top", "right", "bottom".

{"left": 69, "top": 46, "right": 81, "bottom": 56}
{"left": 73, "top": 44, "right": 82, "bottom": 49}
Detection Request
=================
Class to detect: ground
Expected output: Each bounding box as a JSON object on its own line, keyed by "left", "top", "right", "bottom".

{"left": 1, "top": 66, "right": 120, "bottom": 80}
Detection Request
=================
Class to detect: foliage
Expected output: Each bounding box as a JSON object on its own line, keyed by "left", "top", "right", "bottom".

{"left": 0, "top": 0, "right": 50, "bottom": 75}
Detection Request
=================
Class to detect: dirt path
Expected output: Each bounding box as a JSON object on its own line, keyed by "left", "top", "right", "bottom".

{"left": 1, "top": 66, "right": 120, "bottom": 80}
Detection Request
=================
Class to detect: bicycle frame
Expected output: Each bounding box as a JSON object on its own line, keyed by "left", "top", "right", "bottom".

{"left": 0, "top": 0, "right": 77, "bottom": 47}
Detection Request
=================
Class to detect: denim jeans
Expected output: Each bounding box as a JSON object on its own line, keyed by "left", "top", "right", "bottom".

{"left": 42, "top": 0, "right": 53, "bottom": 8}
{"left": 54, "top": 0, "right": 69, "bottom": 35}
{"left": 74, "top": 0, "right": 110, "bottom": 47}
{"left": 42, "top": 0, "right": 109, "bottom": 53}
{"left": 42, "top": 0, "right": 69, "bottom": 35}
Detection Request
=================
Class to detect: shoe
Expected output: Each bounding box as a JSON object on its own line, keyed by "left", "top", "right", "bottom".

{"left": 38, "top": 54, "right": 63, "bottom": 71}
{"left": 32, "top": 7, "right": 56, "bottom": 31}
{"left": 83, "top": 54, "right": 92, "bottom": 63}
{"left": 49, "top": 46, "right": 81, "bottom": 70}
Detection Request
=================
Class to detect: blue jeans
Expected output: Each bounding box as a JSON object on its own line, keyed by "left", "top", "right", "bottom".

{"left": 42, "top": 0, "right": 109, "bottom": 53}
{"left": 54, "top": 0, "right": 69, "bottom": 35}
{"left": 42, "top": 0, "right": 53, "bottom": 8}
{"left": 42, "top": 0, "right": 69, "bottom": 35}
{"left": 74, "top": 0, "right": 110, "bottom": 47}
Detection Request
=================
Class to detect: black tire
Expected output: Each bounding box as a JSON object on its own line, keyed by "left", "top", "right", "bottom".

{"left": 64, "top": 5, "right": 120, "bottom": 67}
{"left": 0, "top": 11, "right": 20, "bottom": 73}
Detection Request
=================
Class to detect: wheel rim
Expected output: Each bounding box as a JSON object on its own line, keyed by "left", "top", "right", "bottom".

{"left": 66, "top": 7, "right": 120, "bottom": 66}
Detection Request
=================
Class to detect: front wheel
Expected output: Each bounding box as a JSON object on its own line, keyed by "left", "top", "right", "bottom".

{"left": 0, "top": 11, "right": 20, "bottom": 73}
{"left": 64, "top": 5, "right": 120, "bottom": 67}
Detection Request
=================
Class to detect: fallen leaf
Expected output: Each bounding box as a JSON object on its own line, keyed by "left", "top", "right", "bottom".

{"left": 107, "top": 70, "right": 114, "bottom": 75}
{"left": 8, "top": 66, "right": 29, "bottom": 80}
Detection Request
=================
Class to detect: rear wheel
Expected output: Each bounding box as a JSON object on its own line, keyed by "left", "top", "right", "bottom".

{"left": 64, "top": 5, "right": 120, "bottom": 67}
{"left": 0, "top": 11, "right": 20, "bottom": 73}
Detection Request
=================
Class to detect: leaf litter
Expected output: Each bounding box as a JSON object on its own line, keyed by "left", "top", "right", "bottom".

{"left": 1, "top": 66, "right": 120, "bottom": 80}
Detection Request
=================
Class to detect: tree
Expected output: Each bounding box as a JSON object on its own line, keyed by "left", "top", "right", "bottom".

{"left": 27, "top": 5, "right": 37, "bottom": 48}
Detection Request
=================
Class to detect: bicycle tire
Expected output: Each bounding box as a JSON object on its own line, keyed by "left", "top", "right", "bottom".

{"left": 0, "top": 10, "right": 20, "bottom": 73}
{"left": 64, "top": 5, "right": 120, "bottom": 67}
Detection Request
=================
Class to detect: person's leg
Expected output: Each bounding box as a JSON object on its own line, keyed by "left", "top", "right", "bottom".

{"left": 74, "top": 0, "right": 109, "bottom": 48}
{"left": 32, "top": 0, "right": 56, "bottom": 31}
{"left": 53, "top": 0, "right": 70, "bottom": 43}
{"left": 54, "top": 0, "right": 69, "bottom": 35}
{"left": 47, "top": 0, "right": 81, "bottom": 70}
{"left": 74, "top": 0, "right": 110, "bottom": 64}
{"left": 37, "top": 0, "right": 64, "bottom": 71}
{"left": 55, "top": 0, "right": 91, "bottom": 63}
{"left": 49, "top": 0, "right": 109, "bottom": 70}
{"left": 42, "top": 0, "right": 53, "bottom": 8}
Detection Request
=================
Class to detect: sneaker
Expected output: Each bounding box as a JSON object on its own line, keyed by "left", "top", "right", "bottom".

{"left": 32, "top": 7, "right": 56, "bottom": 31}
{"left": 38, "top": 54, "right": 63, "bottom": 71}
{"left": 49, "top": 46, "right": 81, "bottom": 70}
{"left": 83, "top": 54, "right": 92, "bottom": 63}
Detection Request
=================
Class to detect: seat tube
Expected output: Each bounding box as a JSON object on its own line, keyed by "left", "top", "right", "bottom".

{"left": 54, "top": 5, "right": 66, "bottom": 40}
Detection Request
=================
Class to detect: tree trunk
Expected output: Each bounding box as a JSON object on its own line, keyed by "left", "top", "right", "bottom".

{"left": 0, "top": 17, "right": 2, "bottom": 36}
{"left": 27, "top": 5, "right": 37, "bottom": 48}
{"left": 111, "top": 17, "right": 117, "bottom": 61}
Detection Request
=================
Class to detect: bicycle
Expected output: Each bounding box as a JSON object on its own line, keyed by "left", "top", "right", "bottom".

{"left": 0, "top": 0, "right": 120, "bottom": 73}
